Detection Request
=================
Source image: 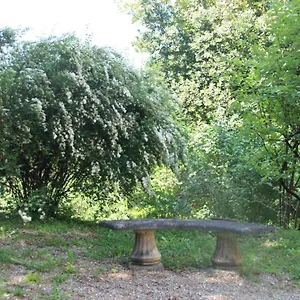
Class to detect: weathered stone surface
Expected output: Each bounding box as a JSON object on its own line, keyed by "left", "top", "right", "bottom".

{"left": 130, "top": 230, "right": 161, "bottom": 266}
{"left": 99, "top": 219, "right": 276, "bottom": 235}
{"left": 99, "top": 219, "right": 276, "bottom": 270}
{"left": 212, "top": 233, "right": 243, "bottom": 269}
{"left": 128, "top": 262, "right": 164, "bottom": 272}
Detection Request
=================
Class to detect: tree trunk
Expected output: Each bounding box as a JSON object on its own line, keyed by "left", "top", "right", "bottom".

{"left": 294, "top": 201, "right": 300, "bottom": 229}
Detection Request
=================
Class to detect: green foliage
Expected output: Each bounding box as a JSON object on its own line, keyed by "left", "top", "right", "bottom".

{"left": 0, "top": 27, "right": 18, "bottom": 52}
{"left": 63, "top": 250, "right": 76, "bottom": 274}
{"left": 12, "top": 286, "right": 26, "bottom": 297}
{"left": 123, "top": 0, "right": 298, "bottom": 225}
{"left": 25, "top": 272, "right": 41, "bottom": 283}
{"left": 181, "top": 123, "right": 279, "bottom": 222}
{"left": 46, "top": 282, "right": 70, "bottom": 300}
{"left": 0, "top": 248, "right": 20, "bottom": 264}
{"left": 0, "top": 31, "right": 183, "bottom": 217}
{"left": 57, "top": 187, "right": 131, "bottom": 221}
{"left": 63, "top": 262, "right": 76, "bottom": 274}
{"left": 124, "top": 0, "right": 263, "bottom": 123}
{"left": 52, "top": 274, "right": 69, "bottom": 284}
{"left": 234, "top": 0, "right": 300, "bottom": 226}
{"left": 125, "top": 0, "right": 197, "bottom": 82}
{"left": 128, "top": 166, "right": 190, "bottom": 218}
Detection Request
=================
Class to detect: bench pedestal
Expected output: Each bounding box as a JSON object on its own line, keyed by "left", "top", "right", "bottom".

{"left": 211, "top": 233, "right": 242, "bottom": 269}
{"left": 130, "top": 230, "right": 163, "bottom": 270}
{"left": 129, "top": 230, "right": 243, "bottom": 270}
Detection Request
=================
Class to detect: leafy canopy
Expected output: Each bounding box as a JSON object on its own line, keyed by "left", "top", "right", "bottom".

{"left": 235, "top": 0, "right": 300, "bottom": 222}
{"left": 122, "top": 0, "right": 263, "bottom": 123}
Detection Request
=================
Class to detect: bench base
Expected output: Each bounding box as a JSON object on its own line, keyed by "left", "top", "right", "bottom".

{"left": 211, "top": 233, "right": 243, "bottom": 269}
{"left": 129, "top": 230, "right": 243, "bottom": 270}
{"left": 129, "top": 262, "right": 164, "bottom": 271}
{"left": 131, "top": 230, "right": 162, "bottom": 266}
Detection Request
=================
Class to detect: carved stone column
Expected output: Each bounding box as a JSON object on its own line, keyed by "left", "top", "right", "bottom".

{"left": 211, "top": 233, "right": 243, "bottom": 269}
{"left": 130, "top": 230, "right": 163, "bottom": 270}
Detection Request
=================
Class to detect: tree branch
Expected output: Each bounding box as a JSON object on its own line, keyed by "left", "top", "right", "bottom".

{"left": 280, "top": 178, "right": 300, "bottom": 202}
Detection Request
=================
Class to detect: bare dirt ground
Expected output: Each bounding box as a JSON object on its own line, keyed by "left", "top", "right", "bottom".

{"left": 3, "top": 261, "right": 300, "bottom": 300}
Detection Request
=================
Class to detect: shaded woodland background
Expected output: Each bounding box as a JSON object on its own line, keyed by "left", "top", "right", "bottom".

{"left": 0, "top": 0, "right": 299, "bottom": 228}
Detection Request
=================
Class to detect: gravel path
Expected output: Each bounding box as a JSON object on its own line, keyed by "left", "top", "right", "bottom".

{"left": 3, "top": 261, "right": 300, "bottom": 299}
{"left": 61, "top": 266, "right": 300, "bottom": 299}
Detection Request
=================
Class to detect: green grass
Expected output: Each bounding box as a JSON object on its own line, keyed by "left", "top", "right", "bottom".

{"left": 157, "top": 230, "right": 216, "bottom": 269}
{"left": 12, "top": 286, "right": 26, "bottom": 297}
{"left": 239, "top": 229, "right": 300, "bottom": 281}
{"left": 25, "top": 272, "right": 41, "bottom": 283}
{"left": 0, "top": 213, "right": 299, "bottom": 298}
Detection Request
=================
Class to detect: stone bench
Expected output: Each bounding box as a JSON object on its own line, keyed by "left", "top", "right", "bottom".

{"left": 99, "top": 219, "right": 276, "bottom": 270}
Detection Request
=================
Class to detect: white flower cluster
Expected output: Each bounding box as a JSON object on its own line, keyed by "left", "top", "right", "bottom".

{"left": 38, "top": 208, "right": 46, "bottom": 220}
{"left": 18, "top": 207, "right": 46, "bottom": 223}
{"left": 18, "top": 210, "right": 32, "bottom": 224}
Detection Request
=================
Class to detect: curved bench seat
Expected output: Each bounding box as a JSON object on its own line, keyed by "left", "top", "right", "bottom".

{"left": 99, "top": 219, "right": 276, "bottom": 270}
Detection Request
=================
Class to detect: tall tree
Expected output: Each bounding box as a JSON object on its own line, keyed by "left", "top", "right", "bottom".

{"left": 236, "top": 0, "right": 300, "bottom": 228}
{"left": 122, "top": 0, "right": 262, "bottom": 123}
{"left": 0, "top": 27, "right": 18, "bottom": 52}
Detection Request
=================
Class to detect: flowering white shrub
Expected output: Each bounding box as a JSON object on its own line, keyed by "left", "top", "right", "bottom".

{"left": 39, "top": 210, "right": 46, "bottom": 220}
{"left": 18, "top": 210, "right": 32, "bottom": 224}
{"left": 18, "top": 207, "right": 46, "bottom": 223}
{"left": 0, "top": 32, "right": 183, "bottom": 217}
